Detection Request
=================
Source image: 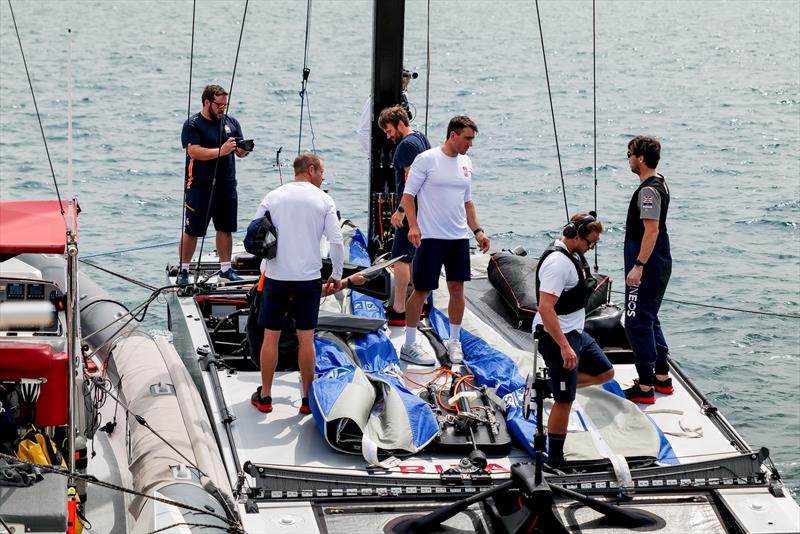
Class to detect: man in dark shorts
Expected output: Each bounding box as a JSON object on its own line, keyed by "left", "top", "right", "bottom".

{"left": 379, "top": 105, "right": 431, "bottom": 326}
{"left": 622, "top": 136, "right": 673, "bottom": 404}
{"left": 179, "top": 84, "right": 250, "bottom": 284}
{"left": 392, "top": 116, "right": 490, "bottom": 365}
{"left": 533, "top": 213, "right": 615, "bottom": 472}
{"left": 250, "top": 153, "right": 344, "bottom": 416}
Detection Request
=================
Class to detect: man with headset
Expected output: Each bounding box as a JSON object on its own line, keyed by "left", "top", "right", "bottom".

{"left": 533, "top": 213, "right": 615, "bottom": 472}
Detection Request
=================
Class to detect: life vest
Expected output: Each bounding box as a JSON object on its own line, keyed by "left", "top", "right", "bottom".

{"left": 625, "top": 174, "right": 670, "bottom": 242}
{"left": 535, "top": 243, "right": 596, "bottom": 316}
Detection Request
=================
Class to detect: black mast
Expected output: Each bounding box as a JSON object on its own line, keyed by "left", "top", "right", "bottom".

{"left": 367, "top": 0, "right": 405, "bottom": 261}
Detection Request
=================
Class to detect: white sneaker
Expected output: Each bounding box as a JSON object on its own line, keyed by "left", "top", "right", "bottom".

{"left": 400, "top": 342, "right": 436, "bottom": 366}
{"left": 446, "top": 339, "right": 464, "bottom": 364}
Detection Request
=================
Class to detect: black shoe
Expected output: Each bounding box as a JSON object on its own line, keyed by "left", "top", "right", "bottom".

{"left": 384, "top": 306, "right": 406, "bottom": 326}
{"left": 654, "top": 376, "right": 674, "bottom": 395}
{"left": 624, "top": 380, "right": 656, "bottom": 404}
{"left": 251, "top": 386, "right": 273, "bottom": 413}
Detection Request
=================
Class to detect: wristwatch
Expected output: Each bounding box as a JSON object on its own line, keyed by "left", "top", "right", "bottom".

{"left": 473, "top": 227, "right": 484, "bottom": 235}
{"left": 634, "top": 259, "right": 646, "bottom": 267}
{"left": 397, "top": 205, "right": 405, "bottom": 214}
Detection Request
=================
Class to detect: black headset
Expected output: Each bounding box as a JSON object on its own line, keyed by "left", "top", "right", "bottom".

{"left": 562, "top": 211, "right": 598, "bottom": 238}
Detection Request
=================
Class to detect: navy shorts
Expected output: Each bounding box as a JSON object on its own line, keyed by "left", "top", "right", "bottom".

{"left": 184, "top": 185, "right": 237, "bottom": 236}
{"left": 412, "top": 238, "right": 470, "bottom": 291}
{"left": 536, "top": 328, "right": 612, "bottom": 403}
{"left": 391, "top": 220, "right": 416, "bottom": 263}
{"left": 258, "top": 278, "right": 322, "bottom": 331}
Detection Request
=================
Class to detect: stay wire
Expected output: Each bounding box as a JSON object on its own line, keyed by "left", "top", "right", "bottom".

{"left": 533, "top": 0, "right": 569, "bottom": 223}
{"left": 7, "top": 0, "right": 64, "bottom": 218}
{"left": 178, "top": 0, "right": 197, "bottom": 270}
{"left": 79, "top": 258, "right": 157, "bottom": 292}
{"left": 194, "top": 0, "right": 249, "bottom": 283}
{"left": 609, "top": 289, "right": 800, "bottom": 319}
{"left": 305, "top": 89, "right": 318, "bottom": 153}
{"left": 424, "top": 0, "right": 431, "bottom": 138}
{"left": 592, "top": 0, "right": 599, "bottom": 271}
{"left": 82, "top": 239, "right": 180, "bottom": 259}
{"left": 297, "top": 0, "right": 313, "bottom": 155}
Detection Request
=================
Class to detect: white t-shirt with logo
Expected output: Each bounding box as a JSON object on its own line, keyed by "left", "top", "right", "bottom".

{"left": 532, "top": 240, "right": 586, "bottom": 334}
{"left": 255, "top": 181, "right": 343, "bottom": 281}
{"left": 404, "top": 147, "right": 473, "bottom": 240}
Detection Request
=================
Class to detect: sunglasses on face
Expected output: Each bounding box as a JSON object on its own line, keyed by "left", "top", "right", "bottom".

{"left": 583, "top": 236, "right": 598, "bottom": 250}
{"left": 212, "top": 101, "right": 228, "bottom": 110}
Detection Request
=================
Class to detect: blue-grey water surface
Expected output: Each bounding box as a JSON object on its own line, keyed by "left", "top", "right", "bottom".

{"left": 1, "top": 0, "right": 798, "bottom": 499}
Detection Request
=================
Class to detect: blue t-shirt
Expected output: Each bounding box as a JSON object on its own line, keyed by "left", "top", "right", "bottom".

{"left": 393, "top": 131, "right": 431, "bottom": 197}
{"left": 181, "top": 112, "right": 243, "bottom": 189}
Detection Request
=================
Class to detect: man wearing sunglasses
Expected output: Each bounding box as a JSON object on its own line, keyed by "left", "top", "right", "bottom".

{"left": 179, "top": 84, "right": 250, "bottom": 284}
{"left": 532, "top": 213, "right": 614, "bottom": 473}
{"left": 622, "top": 136, "right": 673, "bottom": 404}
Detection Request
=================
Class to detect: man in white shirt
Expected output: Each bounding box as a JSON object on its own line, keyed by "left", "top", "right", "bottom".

{"left": 533, "top": 213, "right": 614, "bottom": 472}
{"left": 390, "top": 116, "right": 490, "bottom": 365}
{"left": 250, "top": 153, "right": 344, "bottom": 416}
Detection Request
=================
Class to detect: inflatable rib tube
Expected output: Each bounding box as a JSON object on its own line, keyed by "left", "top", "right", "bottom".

{"left": 310, "top": 231, "right": 439, "bottom": 464}
{"left": 18, "top": 254, "right": 237, "bottom": 530}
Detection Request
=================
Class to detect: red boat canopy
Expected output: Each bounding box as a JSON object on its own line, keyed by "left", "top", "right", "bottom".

{"left": 0, "top": 200, "right": 79, "bottom": 255}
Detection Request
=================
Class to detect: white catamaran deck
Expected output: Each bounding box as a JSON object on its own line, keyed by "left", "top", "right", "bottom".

{"left": 214, "top": 320, "right": 739, "bottom": 482}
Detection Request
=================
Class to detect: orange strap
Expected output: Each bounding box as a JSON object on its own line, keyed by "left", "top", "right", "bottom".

{"left": 257, "top": 272, "right": 265, "bottom": 292}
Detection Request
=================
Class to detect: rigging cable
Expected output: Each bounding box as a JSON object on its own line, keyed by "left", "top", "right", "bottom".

{"left": 424, "top": 0, "right": 431, "bottom": 137}
{"left": 194, "top": 0, "right": 249, "bottom": 282}
{"left": 82, "top": 240, "right": 181, "bottom": 259}
{"left": 297, "top": 0, "right": 313, "bottom": 155}
{"left": 592, "top": 0, "right": 599, "bottom": 271}
{"left": 178, "top": 0, "right": 197, "bottom": 272}
{"left": 609, "top": 289, "right": 800, "bottom": 319}
{"left": 79, "top": 258, "right": 158, "bottom": 291}
{"left": 533, "top": 0, "right": 569, "bottom": 223}
{"left": 7, "top": 0, "right": 64, "bottom": 218}
{"left": 304, "top": 88, "right": 318, "bottom": 153}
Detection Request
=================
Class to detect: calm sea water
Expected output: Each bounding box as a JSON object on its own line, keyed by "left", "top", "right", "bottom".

{"left": 2, "top": 0, "right": 798, "bottom": 498}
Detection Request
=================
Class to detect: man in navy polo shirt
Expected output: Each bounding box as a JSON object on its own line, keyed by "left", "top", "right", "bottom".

{"left": 392, "top": 115, "right": 490, "bottom": 365}
{"left": 179, "top": 84, "right": 250, "bottom": 284}
{"left": 379, "top": 105, "right": 431, "bottom": 326}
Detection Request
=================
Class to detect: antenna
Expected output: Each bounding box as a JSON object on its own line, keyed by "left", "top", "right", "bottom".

{"left": 67, "top": 28, "right": 74, "bottom": 232}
